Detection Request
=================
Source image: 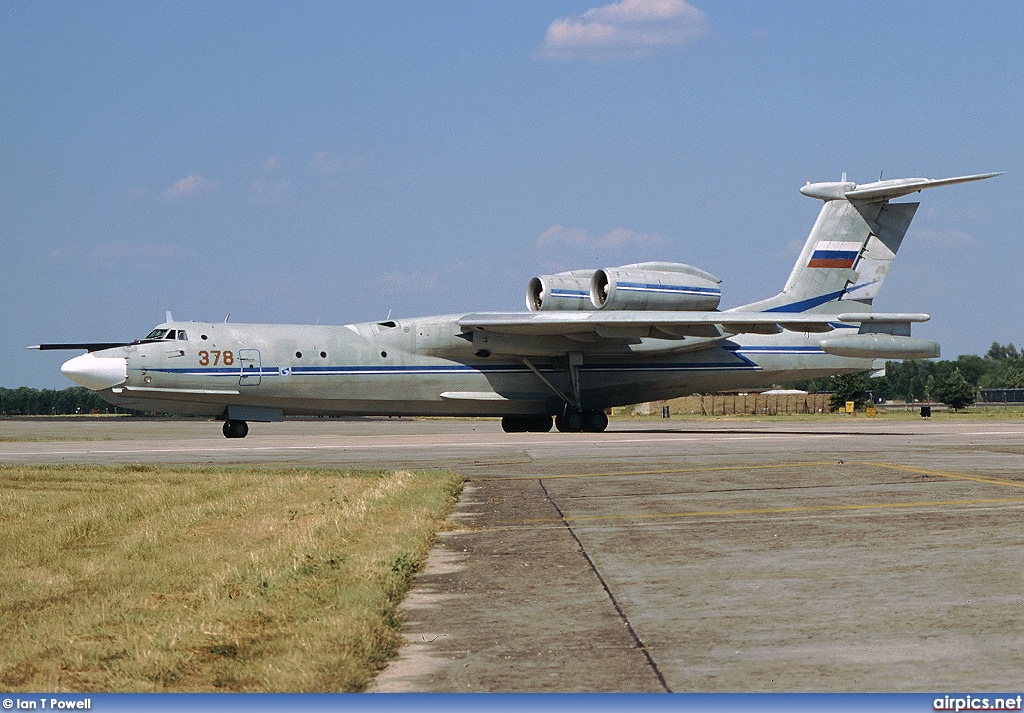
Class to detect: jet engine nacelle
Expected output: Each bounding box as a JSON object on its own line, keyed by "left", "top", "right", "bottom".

{"left": 590, "top": 262, "right": 722, "bottom": 311}
{"left": 527, "top": 270, "right": 598, "bottom": 311}
{"left": 528, "top": 262, "right": 722, "bottom": 312}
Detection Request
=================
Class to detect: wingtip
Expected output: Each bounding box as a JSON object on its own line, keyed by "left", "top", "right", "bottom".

{"left": 959, "top": 171, "right": 1007, "bottom": 181}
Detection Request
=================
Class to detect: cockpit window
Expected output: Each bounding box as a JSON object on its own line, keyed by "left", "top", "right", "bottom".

{"left": 145, "top": 329, "right": 167, "bottom": 340}
{"left": 164, "top": 330, "right": 176, "bottom": 340}
{"left": 177, "top": 331, "right": 188, "bottom": 341}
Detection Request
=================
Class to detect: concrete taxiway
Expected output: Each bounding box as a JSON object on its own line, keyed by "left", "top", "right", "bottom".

{"left": 3, "top": 416, "right": 1024, "bottom": 691}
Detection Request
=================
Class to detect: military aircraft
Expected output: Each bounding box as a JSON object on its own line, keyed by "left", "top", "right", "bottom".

{"left": 35, "top": 172, "right": 1000, "bottom": 437}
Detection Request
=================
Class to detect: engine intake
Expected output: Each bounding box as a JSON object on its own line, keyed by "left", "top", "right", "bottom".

{"left": 590, "top": 262, "right": 721, "bottom": 311}
{"left": 527, "top": 270, "right": 598, "bottom": 311}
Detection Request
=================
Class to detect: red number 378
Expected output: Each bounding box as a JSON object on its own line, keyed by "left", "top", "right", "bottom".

{"left": 198, "top": 350, "right": 234, "bottom": 366}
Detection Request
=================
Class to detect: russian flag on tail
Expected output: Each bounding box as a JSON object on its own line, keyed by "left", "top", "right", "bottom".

{"left": 807, "top": 241, "right": 860, "bottom": 268}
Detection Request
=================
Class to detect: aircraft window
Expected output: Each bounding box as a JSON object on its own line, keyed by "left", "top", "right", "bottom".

{"left": 164, "top": 330, "right": 176, "bottom": 340}
{"left": 377, "top": 321, "right": 397, "bottom": 328}
{"left": 320, "top": 351, "right": 326, "bottom": 358}
{"left": 295, "top": 351, "right": 302, "bottom": 358}
{"left": 145, "top": 329, "right": 167, "bottom": 340}
{"left": 178, "top": 331, "right": 188, "bottom": 341}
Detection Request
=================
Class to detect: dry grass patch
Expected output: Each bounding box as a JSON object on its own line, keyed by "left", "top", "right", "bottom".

{"left": 0, "top": 464, "right": 462, "bottom": 691}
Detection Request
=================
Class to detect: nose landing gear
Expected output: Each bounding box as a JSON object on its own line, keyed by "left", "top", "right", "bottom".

{"left": 223, "top": 419, "right": 249, "bottom": 438}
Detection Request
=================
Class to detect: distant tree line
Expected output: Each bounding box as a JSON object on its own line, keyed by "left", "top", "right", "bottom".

{"left": 786, "top": 342, "right": 1024, "bottom": 411}
{"left": 0, "top": 387, "right": 124, "bottom": 416}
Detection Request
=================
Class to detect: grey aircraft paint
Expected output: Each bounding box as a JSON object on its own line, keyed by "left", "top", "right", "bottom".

{"left": 38, "top": 173, "right": 1002, "bottom": 436}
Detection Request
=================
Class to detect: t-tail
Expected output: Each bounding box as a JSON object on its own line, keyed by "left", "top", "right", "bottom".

{"left": 736, "top": 172, "right": 1003, "bottom": 315}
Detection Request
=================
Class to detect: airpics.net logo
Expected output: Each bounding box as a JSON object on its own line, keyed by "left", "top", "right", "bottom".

{"left": 934, "top": 695, "right": 1023, "bottom": 711}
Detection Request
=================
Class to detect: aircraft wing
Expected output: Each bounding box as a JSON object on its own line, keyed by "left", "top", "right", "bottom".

{"left": 458, "top": 311, "right": 929, "bottom": 339}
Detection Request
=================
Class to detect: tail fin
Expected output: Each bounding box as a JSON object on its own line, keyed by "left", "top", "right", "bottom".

{"left": 736, "top": 173, "right": 1002, "bottom": 315}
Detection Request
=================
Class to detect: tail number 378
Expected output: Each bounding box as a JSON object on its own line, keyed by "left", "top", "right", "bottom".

{"left": 199, "top": 350, "right": 234, "bottom": 366}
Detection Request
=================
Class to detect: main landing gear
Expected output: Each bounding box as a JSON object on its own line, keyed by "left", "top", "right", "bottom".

{"left": 500, "top": 414, "right": 554, "bottom": 433}
{"left": 555, "top": 408, "right": 608, "bottom": 433}
{"left": 223, "top": 419, "right": 249, "bottom": 438}
{"left": 501, "top": 409, "right": 608, "bottom": 433}
{"left": 512, "top": 353, "right": 609, "bottom": 433}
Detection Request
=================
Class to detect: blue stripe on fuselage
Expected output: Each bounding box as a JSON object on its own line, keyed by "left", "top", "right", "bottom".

{"left": 136, "top": 354, "right": 765, "bottom": 381}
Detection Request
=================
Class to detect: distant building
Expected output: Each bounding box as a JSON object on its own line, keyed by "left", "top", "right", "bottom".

{"left": 979, "top": 389, "right": 1024, "bottom": 404}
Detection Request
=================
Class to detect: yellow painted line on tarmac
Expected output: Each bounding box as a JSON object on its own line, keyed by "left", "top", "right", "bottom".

{"left": 860, "top": 462, "right": 1024, "bottom": 489}
{"left": 501, "top": 496, "right": 1024, "bottom": 527}
{"left": 468, "top": 460, "right": 837, "bottom": 482}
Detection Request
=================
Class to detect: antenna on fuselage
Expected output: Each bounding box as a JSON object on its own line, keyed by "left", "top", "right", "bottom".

{"left": 166, "top": 311, "right": 173, "bottom": 323}
{"left": 224, "top": 313, "right": 230, "bottom": 323}
{"left": 385, "top": 309, "right": 392, "bottom": 320}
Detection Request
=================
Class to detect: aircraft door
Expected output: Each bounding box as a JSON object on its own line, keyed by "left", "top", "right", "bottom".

{"left": 239, "top": 349, "right": 261, "bottom": 386}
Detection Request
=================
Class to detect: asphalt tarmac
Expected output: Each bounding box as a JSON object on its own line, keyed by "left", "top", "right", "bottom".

{"left": 3, "top": 416, "right": 1024, "bottom": 692}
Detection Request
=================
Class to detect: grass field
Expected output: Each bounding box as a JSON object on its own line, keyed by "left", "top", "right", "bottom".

{"left": 0, "top": 464, "right": 462, "bottom": 692}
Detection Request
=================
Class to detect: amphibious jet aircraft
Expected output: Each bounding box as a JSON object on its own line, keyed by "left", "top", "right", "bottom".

{"left": 35, "top": 172, "right": 1000, "bottom": 437}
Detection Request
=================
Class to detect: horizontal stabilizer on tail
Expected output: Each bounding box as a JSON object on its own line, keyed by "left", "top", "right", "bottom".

{"left": 843, "top": 172, "right": 1006, "bottom": 201}
{"left": 799, "top": 172, "right": 1004, "bottom": 202}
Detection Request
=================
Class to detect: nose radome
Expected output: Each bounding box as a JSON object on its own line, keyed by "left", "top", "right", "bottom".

{"left": 61, "top": 353, "right": 128, "bottom": 390}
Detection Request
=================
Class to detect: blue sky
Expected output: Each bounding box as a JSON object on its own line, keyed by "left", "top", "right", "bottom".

{"left": 3, "top": 0, "right": 1021, "bottom": 388}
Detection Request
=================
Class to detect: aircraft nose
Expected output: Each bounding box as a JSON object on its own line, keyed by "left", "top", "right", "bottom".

{"left": 61, "top": 353, "right": 128, "bottom": 390}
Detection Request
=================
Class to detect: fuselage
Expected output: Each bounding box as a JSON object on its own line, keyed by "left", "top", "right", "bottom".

{"left": 70, "top": 315, "right": 873, "bottom": 419}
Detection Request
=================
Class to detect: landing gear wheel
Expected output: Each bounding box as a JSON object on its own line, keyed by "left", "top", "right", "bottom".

{"left": 501, "top": 415, "right": 553, "bottom": 433}
{"left": 528, "top": 415, "right": 554, "bottom": 432}
{"left": 223, "top": 419, "right": 249, "bottom": 438}
{"left": 501, "top": 416, "right": 526, "bottom": 433}
{"left": 555, "top": 409, "right": 584, "bottom": 433}
{"left": 582, "top": 409, "right": 608, "bottom": 433}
